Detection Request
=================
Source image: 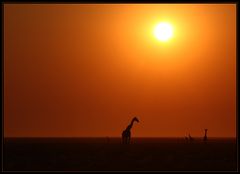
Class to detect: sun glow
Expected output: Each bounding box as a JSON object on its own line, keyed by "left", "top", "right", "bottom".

{"left": 154, "top": 22, "right": 173, "bottom": 42}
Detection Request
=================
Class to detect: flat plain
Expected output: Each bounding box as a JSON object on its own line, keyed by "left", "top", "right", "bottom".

{"left": 3, "top": 137, "right": 237, "bottom": 171}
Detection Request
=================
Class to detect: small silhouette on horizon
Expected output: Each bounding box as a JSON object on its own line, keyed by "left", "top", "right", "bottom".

{"left": 203, "top": 129, "right": 208, "bottom": 142}
{"left": 188, "top": 134, "right": 194, "bottom": 142}
{"left": 122, "top": 117, "right": 139, "bottom": 144}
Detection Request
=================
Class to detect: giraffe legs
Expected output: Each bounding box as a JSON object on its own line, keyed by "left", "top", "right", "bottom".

{"left": 126, "top": 135, "right": 131, "bottom": 144}
{"left": 122, "top": 136, "right": 131, "bottom": 144}
{"left": 122, "top": 135, "right": 127, "bottom": 144}
{"left": 122, "top": 136, "right": 125, "bottom": 144}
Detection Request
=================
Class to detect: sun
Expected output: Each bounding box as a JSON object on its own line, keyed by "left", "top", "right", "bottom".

{"left": 154, "top": 22, "right": 173, "bottom": 42}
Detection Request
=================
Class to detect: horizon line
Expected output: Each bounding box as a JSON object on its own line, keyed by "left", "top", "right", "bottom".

{"left": 4, "top": 136, "right": 237, "bottom": 138}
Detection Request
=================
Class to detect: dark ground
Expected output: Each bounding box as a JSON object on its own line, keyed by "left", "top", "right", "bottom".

{"left": 3, "top": 137, "right": 237, "bottom": 171}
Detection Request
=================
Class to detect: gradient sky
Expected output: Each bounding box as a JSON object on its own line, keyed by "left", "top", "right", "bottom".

{"left": 4, "top": 4, "right": 236, "bottom": 137}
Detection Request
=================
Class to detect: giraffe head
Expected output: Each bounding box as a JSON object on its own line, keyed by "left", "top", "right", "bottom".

{"left": 133, "top": 117, "right": 139, "bottom": 123}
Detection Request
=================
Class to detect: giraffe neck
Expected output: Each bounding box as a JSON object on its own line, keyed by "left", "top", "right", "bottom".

{"left": 125, "top": 119, "right": 136, "bottom": 131}
{"left": 130, "top": 119, "right": 135, "bottom": 126}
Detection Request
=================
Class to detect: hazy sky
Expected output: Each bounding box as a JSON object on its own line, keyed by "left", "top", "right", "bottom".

{"left": 4, "top": 4, "right": 236, "bottom": 137}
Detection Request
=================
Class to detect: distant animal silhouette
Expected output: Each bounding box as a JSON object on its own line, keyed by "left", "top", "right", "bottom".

{"left": 185, "top": 134, "right": 193, "bottom": 142}
{"left": 122, "top": 117, "right": 139, "bottom": 144}
{"left": 203, "top": 129, "right": 208, "bottom": 142}
{"left": 188, "top": 134, "right": 194, "bottom": 142}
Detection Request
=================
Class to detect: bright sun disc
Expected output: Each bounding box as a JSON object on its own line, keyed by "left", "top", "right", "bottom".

{"left": 154, "top": 22, "right": 173, "bottom": 42}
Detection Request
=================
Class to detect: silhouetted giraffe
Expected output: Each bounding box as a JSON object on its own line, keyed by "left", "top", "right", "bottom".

{"left": 203, "top": 129, "right": 208, "bottom": 142}
{"left": 122, "top": 117, "right": 139, "bottom": 144}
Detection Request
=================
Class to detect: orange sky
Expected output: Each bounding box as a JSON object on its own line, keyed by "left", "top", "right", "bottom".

{"left": 4, "top": 4, "right": 236, "bottom": 137}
